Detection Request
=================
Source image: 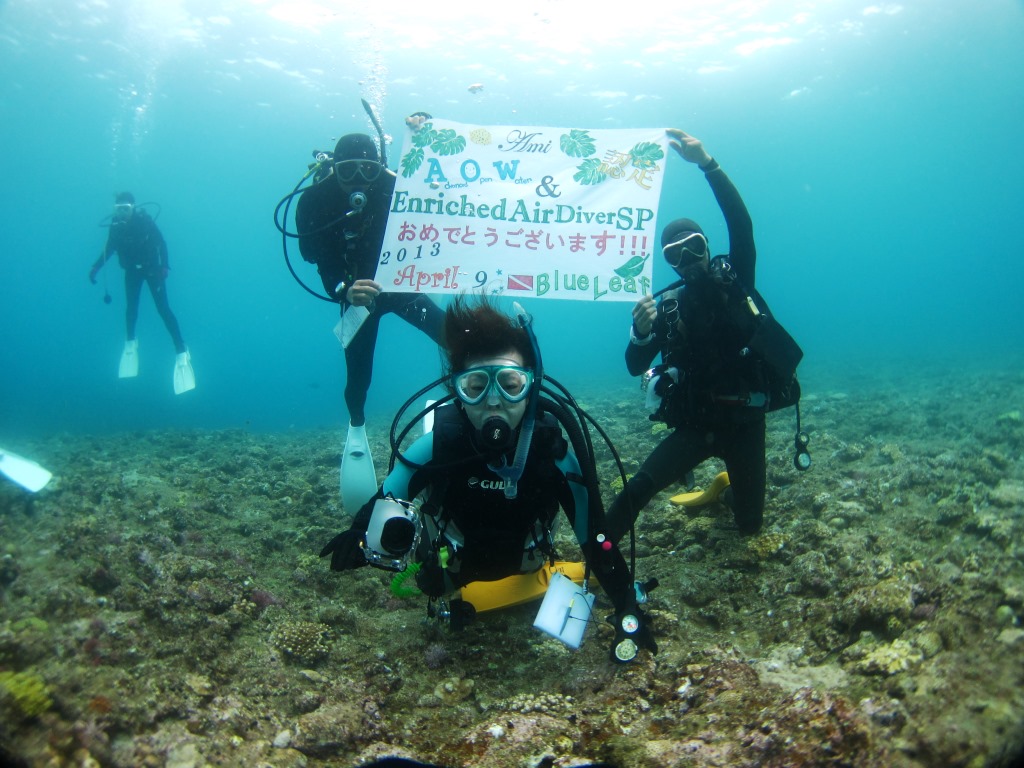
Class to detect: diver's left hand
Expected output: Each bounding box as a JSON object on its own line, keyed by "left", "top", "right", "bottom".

{"left": 667, "top": 129, "right": 712, "bottom": 168}
{"left": 414, "top": 559, "right": 446, "bottom": 598}
{"left": 346, "top": 279, "right": 382, "bottom": 307}
{"left": 319, "top": 528, "right": 367, "bottom": 571}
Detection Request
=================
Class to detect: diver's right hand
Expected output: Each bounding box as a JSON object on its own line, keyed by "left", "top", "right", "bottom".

{"left": 632, "top": 295, "right": 657, "bottom": 337}
{"left": 666, "top": 129, "right": 712, "bottom": 167}
{"left": 319, "top": 528, "right": 367, "bottom": 571}
{"left": 89, "top": 265, "right": 99, "bottom": 285}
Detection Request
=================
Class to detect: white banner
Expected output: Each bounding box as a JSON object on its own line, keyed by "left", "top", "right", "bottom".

{"left": 378, "top": 119, "right": 668, "bottom": 302}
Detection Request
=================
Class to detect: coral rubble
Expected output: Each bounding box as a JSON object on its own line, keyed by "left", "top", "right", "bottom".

{"left": 1, "top": 363, "right": 1023, "bottom": 766}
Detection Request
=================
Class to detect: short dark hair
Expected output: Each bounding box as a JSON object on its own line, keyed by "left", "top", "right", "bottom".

{"left": 115, "top": 191, "right": 135, "bottom": 205}
{"left": 442, "top": 294, "right": 535, "bottom": 387}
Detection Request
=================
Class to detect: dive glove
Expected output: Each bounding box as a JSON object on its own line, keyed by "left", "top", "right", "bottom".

{"left": 319, "top": 528, "right": 367, "bottom": 571}
{"left": 414, "top": 556, "right": 446, "bottom": 598}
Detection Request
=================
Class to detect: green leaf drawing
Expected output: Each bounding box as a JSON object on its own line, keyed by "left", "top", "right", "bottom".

{"left": 614, "top": 253, "right": 649, "bottom": 279}
{"left": 630, "top": 141, "right": 665, "bottom": 170}
{"left": 401, "top": 147, "right": 425, "bottom": 178}
{"left": 431, "top": 129, "right": 466, "bottom": 156}
{"left": 560, "top": 129, "right": 597, "bottom": 158}
{"left": 573, "top": 158, "right": 608, "bottom": 185}
{"left": 411, "top": 125, "right": 435, "bottom": 148}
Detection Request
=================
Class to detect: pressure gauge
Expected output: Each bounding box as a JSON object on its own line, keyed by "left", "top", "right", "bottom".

{"left": 615, "top": 638, "right": 639, "bottom": 662}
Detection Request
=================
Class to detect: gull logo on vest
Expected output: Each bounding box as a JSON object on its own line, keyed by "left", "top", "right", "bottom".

{"left": 468, "top": 476, "right": 508, "bottom": 492}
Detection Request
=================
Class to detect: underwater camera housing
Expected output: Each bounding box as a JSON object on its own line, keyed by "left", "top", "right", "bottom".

{"left": 363, "top": 496, "right": 421, "bottom": 571}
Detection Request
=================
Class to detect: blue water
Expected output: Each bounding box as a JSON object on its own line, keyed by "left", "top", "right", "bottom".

{"left": 2, "top": 0, "right": 1022, "bottom": 437}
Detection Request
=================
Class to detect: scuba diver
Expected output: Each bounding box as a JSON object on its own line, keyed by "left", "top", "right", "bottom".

{"left": 606, "top": 128, "right": 805, "bottom": 543}
{"left": 88, "top": 192, "right": 195, "bottom": 394}
{"left": 320, "top": 294, "right": 657, "bottom": 664}
{"left": 280, "top": 104, "right": 446, "bottom": 513}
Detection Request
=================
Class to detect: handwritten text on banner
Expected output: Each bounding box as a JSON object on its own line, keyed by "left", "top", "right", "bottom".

{"left": 378, "top": 120, "right": 668, "bottom": 302}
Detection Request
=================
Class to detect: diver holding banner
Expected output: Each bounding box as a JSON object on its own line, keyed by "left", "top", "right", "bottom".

{"left": 606, "top": 128, "right": 807, "bottom": 544}
{"left": 274, "top": 103, "right": 446, "bottom": 514}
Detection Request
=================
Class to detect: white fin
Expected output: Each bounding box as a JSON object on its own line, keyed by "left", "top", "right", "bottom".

{"left": 119, "top": 340, "right": 139, "bottom": 379}
{"left": 0, "top": 447, "right": 53, "bottom": 493}
{"left": 340, "top": 422, "right": 378, "bottom": 512}
{"left": 173, "top": 350, "right": 195, "bottom": 394}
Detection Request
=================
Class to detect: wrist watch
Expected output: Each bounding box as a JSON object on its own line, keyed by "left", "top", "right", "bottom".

{"left": 629, "top": 324, "right": 654, "bottom": 346}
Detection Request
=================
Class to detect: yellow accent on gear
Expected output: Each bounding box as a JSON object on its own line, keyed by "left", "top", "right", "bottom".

{"left": 460, "top": 561, "right": 587, "bottom": 613}
{"left": 669, "top": 471, "right": 731, "bottom": 507}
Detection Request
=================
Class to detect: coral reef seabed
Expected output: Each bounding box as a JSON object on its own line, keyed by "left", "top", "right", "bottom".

{"left": 2, "top": 364, "right": 1024, "bottom": 767}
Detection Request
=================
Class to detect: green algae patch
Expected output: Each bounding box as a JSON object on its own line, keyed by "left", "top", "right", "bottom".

{"left": 11, "top": 616, "right": 49, "bottom": 634}
{"left": 0, "top": 670, "right": 53, "bottom": 719}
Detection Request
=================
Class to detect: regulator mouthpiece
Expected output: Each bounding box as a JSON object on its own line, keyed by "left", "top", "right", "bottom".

{"left": 480, "top": 416, "right": 514, "bottom": 451}
{"left": 347, "top": 191, "right": 367, "bottom": 216}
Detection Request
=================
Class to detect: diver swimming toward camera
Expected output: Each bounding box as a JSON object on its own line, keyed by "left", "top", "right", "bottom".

{"left": 321, "top": 294, "right": 657, "bottom": 664}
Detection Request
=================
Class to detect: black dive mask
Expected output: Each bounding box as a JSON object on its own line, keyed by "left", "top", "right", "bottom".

{"left": 335, "top": 158, "right": 383, "bottom": 185}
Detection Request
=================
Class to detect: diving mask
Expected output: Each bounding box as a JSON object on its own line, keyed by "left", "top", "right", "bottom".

{"left": 334, "top": 158, "right": 383, "bottom": 184}
{"left": 663, "top": 232, "right": 708, "bottom": 268}
{"left": 454, "top": 365, "right": 534, "bottom": 406}
{"left": 113, "top": 202, "right": 134, "bottom": 222}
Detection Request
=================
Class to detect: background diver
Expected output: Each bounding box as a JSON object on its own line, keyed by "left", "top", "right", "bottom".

{"left": 89, "top": 191, "right": 195, "bottom": 394}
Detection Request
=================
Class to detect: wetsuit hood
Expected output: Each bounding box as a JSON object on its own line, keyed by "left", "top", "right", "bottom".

{"left": 334, "top": 133, "right": 379, "bottom": 162}
{"left": 661, "top": 218, "right": 704, "bottom": 248}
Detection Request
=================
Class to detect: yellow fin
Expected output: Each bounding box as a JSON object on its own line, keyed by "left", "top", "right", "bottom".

{"left": 461, "top": 561, "right": 586, "bottom": 613}
{"left": 669, "top": 472, "right": 730, "bottom": 507}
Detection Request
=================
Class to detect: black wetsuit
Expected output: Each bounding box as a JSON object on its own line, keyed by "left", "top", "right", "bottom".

{"left": 353, "top": 404, "right": 637, "bottom": 606}
{"left": 92, "top": 211, "right": 186, "bottom": 353}
{"left": 295, "top": 171, "right": 445, "bottom": 426}
{"left": 321, "top": 402, "right": 656, "bottom": 659}
{"left": 608, "top": 162, "right": 768, "bottom": 538}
